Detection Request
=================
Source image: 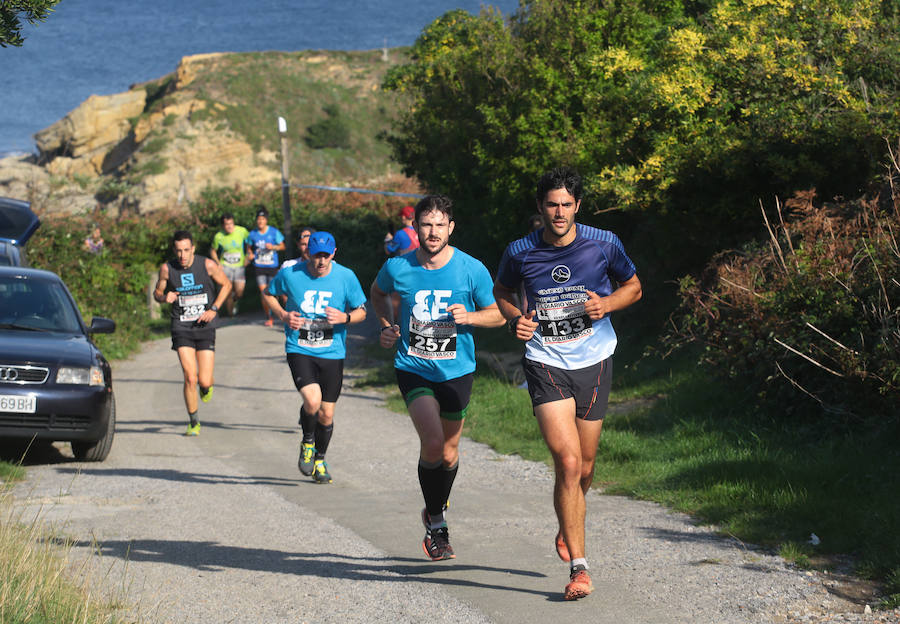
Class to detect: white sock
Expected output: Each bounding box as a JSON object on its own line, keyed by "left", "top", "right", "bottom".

{"left": 571, "top": 557, "right": 588, "bottom": 570}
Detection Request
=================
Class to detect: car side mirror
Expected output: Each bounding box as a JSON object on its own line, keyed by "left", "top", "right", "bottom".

{"left": 89, "top": 317, "right": 116, "bottom": 334}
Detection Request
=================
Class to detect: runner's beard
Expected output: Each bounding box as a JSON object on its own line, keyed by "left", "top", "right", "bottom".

{"left": 418, "top": 236, "right": 448, "bottom": 258}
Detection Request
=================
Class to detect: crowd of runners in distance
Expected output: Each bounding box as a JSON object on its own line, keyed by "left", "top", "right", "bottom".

{"left": 152, "top": 167, "right": 642, "bottom": 601}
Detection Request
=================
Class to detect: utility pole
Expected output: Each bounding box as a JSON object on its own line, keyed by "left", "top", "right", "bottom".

{"left": 278, "top": 116, "right": 293, "bottom": 255}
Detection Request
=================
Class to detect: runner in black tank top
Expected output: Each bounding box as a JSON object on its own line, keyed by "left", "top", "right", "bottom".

{"left": 165, "top": 256, "right": 219, "bottom": 332}
{"left": 153, "top": 230, "right": 231, "bottom": 436}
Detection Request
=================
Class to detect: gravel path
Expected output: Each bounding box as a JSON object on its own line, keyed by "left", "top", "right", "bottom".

{"left": 9, "top": 317, "right": 896, "bottom": 623}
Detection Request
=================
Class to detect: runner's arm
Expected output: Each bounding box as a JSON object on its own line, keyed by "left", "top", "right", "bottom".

{"left": 153, "top": 263, "right": 177, "bottom": 304}
{"left": 369, "top": 280, "right": 400, "bottom": 348}
{"left": 261, "top": 290, "right": 288, "bottom": 322}
{"left": 447, "top": 302, "right": 504, "bottom": 328}
{"left": 493, "top": 281, "right": 539, "bottom": 341}
{"left": 325, "top": 305, "right": 367, "bottom": 325}
{"left": 584, "top": 273, "right": 642, "bottom": 320}
{"left": 369, "top": 281, "right": 395, "bottom": 328}
{"left": 209, "top": 245, "right": 220, "bottom": 264}
{"left": 197, "top": 259, "right": 232, "bottom": 323}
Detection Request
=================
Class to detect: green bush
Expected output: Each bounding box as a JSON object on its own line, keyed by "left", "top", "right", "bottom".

{"left": 668, "top": 178, "right": 900, "bottom": 425}
{"left": 384, "top": 0, "right": 900, "bottom": 267}
{"left": 305, "top": 105, "right": 351, "bottom": 150}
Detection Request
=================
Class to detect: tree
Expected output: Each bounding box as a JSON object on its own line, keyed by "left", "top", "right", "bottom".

{"left": 1, "top": 0, "right": 60, "bottom": 48}
{"left": 384, "top": 0, "right": 900, "bottom": 265}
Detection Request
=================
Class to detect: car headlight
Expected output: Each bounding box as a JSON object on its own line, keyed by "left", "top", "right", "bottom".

{"left": 56, "top": 366, "right": 105, "bottom": 386}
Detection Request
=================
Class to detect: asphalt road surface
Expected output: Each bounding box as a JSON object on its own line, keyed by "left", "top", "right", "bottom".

{"left": 10, "top": 316, "right": 873, "bottom": 623}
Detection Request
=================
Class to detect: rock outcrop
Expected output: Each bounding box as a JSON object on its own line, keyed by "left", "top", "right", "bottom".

{"left": 0, "top": 49, "right": 403, "bottom": 218}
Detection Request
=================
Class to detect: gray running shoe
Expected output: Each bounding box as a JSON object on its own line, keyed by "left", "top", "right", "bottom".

{"left": 298, "top": 441, "right": 315, "bottom": 476}
{"left": 312, "top": 459, "right": 332, "bottom": 484}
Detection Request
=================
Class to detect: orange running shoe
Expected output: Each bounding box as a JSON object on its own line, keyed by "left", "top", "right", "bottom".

{"left": 422, "top": 526, "right": 455, "bottom": 561}
{"left": 564, "top": 565, "right": 593, "bottom": 601}
{"left": 264, "top": 318, "right": 274, "bottom": 327}
{"left": 555, "top": 531, "right": 570, "bottom": 562}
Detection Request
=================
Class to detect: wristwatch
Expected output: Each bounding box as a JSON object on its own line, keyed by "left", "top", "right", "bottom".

{"left": 210, "top": 305, "right": 218, "bottom": 312}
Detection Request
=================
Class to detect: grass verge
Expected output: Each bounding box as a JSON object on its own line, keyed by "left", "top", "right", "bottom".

{"left": 360, "top": 334, "right": 900, "bottom": 608}
{"left": 0, "top": 473, "right": 130, "bottom": 623}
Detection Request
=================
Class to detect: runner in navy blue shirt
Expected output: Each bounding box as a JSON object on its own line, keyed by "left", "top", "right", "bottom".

{"left": 494, "top": 167, "right": 642, "bottom": 601}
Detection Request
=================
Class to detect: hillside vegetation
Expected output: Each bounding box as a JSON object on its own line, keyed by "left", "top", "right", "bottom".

{"left": 5, "top": 48, "right": 412, "bottom": 217}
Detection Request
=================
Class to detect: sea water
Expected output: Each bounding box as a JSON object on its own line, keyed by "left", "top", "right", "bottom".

{"left": 0, "top": 0, "right": 520, "bottom": 155}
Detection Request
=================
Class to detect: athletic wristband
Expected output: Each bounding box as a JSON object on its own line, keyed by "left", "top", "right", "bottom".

{"left": 345, "top": 312, "right": 351, "bottom": 324}
{"left": 507, "top": 315, "right": 522, "bottom": 335}
{"left": 381, "top": 325, "right": 395, "bottom": 333}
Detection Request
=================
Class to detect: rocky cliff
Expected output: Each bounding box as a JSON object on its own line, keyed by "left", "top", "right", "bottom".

{"left": 0, "top": 49, "right": 404, "bottom": 217}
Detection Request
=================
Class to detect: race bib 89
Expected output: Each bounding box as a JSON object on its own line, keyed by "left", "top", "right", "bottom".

{"left": 297, "top": 317, "right": 333, "bottom": 348}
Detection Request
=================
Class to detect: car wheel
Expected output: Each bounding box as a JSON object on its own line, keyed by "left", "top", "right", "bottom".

{"left": 71, "top": 393, "right": 116, "bottom": 462}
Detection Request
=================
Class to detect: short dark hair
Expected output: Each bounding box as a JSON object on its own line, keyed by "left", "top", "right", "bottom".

{"left": 414, "top": 194, "right": 454, "bottom": 223}
{"left": 298, "top": 225, "right": 317, "bottom": 239}
{"left": 536, "top": 167, "right": 584, "bottom": 203}
{"left": 172, "top": 230, "right": 193, "bottom": 244}
{"left": 221, "top": 213, "right": 235, "bottom": 223}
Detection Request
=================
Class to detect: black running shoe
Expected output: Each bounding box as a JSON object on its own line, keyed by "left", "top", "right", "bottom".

{"left": 422, "top": 526, "right": 455, "bottom": 561}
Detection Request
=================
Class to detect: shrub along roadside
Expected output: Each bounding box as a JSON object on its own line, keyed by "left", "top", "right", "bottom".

{"left": 667, "top": 163, "right": 900, "bottom": 425}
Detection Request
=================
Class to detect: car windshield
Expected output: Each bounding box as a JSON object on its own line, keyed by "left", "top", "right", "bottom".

{"left": 0, "top": 275, "right": 83, "bottom": 333}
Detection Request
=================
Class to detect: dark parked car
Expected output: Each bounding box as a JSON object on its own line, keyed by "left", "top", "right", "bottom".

{"left": 0, "top": 197, "right": 40, "bottom": 266}
{"left": 0, "top": 266, "right": 116, "bottom": 461}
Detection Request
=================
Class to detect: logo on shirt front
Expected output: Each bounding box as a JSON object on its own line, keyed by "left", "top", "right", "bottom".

{"left": 180, "top": 274, "right": 195, "bottom": 287}
{"left": 551, "top": 265, "right": 571, "bottom": 284}
{"left": 300, "top": 290, "right": 333, "bottom": 315}
{"left": 412, "top": 289, "right": 451, "bottom": 321}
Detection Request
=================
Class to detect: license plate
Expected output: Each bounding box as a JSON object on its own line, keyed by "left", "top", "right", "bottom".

{"left": 0, "top": 394, "right": 36, "bottom": 413}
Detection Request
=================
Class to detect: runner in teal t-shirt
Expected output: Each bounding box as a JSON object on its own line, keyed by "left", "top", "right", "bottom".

{"left": 370, "top": 195, "right": 504, "bottom": 562}
{"left": 248, "top": 207, "right": 286, "bottom": 326}
{"left": 263, "top": 232, "right": 366, "bottom": 485}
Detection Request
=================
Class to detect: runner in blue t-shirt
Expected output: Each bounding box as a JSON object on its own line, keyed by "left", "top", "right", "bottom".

{"left": 371, "top": 195, "right": 504, "bottom": 561}
{"left": 263, "top": 231, "right": 367, "bottom": 484}
{"left": 248, "top": 207, "right": 286, "bottom": 326}
{"left": 494, "top": 167, "right": 642, "bottom": 601}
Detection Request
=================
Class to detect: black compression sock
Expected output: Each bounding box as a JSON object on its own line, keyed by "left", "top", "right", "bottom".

{"left": 299, "top": 407, "right": 317, "bottom": 442}
{"left": 188, "top": 411, "right": 198, "bottom": 427}
{"left": 440, "top": 461, "right": 458, "bottom": 510}
{"left": 418, "top": 459, "right": 445, "bottom": 517}
{"left": 314, "top": 422, "right": 333, "bottom": 459}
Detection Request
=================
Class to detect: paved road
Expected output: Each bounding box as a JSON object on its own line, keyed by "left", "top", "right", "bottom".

{"left": 11, "top": 317, "right": 870, "bottom": 623}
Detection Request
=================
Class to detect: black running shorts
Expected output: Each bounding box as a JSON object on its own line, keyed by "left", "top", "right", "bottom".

{"left": 171, "top": 327, "right": 216, "bottom": 351}
{"left": 287, "top": 353, "right": 344, "bottom": 403}
{"left": 522, "top": 356, "right": 613, "bottom": 421}
{"left": 395, "top": 369, "right": 474, "bottom": 421}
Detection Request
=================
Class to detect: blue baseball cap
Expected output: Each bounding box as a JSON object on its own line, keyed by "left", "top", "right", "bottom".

{"left": 308, "top": 231, "right": 336, "bottom": 256}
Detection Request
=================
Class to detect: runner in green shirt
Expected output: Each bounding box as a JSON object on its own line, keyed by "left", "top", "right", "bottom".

{"left": 210, "top": 213, "right": 250, "bottom": 316}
